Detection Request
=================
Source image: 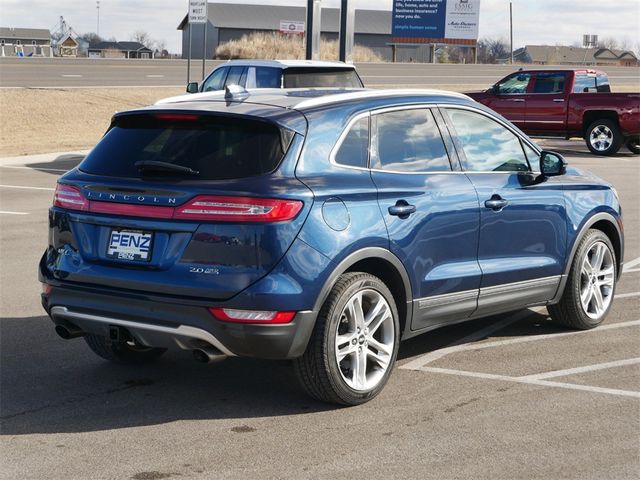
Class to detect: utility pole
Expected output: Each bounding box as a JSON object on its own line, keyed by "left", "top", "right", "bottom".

{"left": 509, "top": 2, "right": 513, "bottom": 64}
{"left": 96, "top": 1, "right": 100, "bottom": 37}
{"left": 305, "top": 0, "right": 314, "bottom": 60}
{"left": 305, "top": 0, "right": 321, "bottom": 60}
{"left": 339, "top": 0, "right": 347, "bottom": 62}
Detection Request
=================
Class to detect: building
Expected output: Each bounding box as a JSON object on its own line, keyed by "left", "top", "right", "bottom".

{"left": 0, "top": 27, "right": 53, "bottom": 57}
{"left": 177, "top": 2, "right": 431, "bottom": 62}
{"left": 56, "top": 32, "right": 80, "bottom": 57}
{"left": 88, "top": 41, "right": 154, "bottom": 59}
{"left": 514, "top": 45, "right": 639, "bottom": 67}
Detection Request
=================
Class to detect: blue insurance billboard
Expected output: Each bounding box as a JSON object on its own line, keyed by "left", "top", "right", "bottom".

{"left": 392, "top": 0, "right": 480, "bottom": 45}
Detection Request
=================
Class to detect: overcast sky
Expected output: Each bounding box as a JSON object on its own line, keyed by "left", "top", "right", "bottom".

{"left": 0, "top": 0, "right": 638, "bottom": 54}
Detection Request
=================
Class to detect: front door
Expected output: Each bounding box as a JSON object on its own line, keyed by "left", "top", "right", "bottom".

{"left": 485, "top": 72, "right": 532, "bottom": 129}
{"left": 370, "top": 107, "right": 481, "bottom": 330}
{"left": 444, "top": 107, "right": 567, "bottom": 317}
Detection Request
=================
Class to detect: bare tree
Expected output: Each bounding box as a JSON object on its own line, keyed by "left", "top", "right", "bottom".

{"left": 79, "top": 32, "right": 103, "bottom": 46}
{"left": 477, "top": 37, "right": 509, "bottom": 63}
{"left": 131, "top": 30, "right": 151, "bottom": 47}
{"left": 598, "top": 37, "right": 619, "bottom": 50}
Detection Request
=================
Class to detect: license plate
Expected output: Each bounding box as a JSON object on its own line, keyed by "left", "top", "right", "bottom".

{"left": 107, "top": 229, "right": 153, "bottom": 262}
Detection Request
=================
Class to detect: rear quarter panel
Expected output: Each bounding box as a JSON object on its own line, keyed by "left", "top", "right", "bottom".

{"left": 567, "top": 93, "right": 640, "bottom": 136}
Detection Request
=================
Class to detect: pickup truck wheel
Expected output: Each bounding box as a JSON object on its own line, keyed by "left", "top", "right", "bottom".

{"left": 293, "top": 272, "right": 400, "bottom": 405}
{"left": 548, "top": 229, "right": 617, "bottom": 330}
{"left": 84, "top": 334, "right": 166, "bottom": 364}
{"left": 586, "top": 119, "right": 623, "bottom": 156}
{"left": 626, "top": 138, "right": 640, "bottom": 154}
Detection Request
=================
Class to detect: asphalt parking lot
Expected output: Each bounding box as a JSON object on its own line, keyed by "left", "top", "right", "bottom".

{"left": 1, "top": 140, "right": 639, "bottom": 479}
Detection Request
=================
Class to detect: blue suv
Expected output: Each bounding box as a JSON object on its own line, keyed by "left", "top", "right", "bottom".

{"left": 40, "top": 88, "right": 624, "bottom": 405}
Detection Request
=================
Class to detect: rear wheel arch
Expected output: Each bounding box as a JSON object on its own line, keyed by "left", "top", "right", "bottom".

{"left": 582, "top": 110, "right": 619, "bottom": 137}
{"left": 313, "top": 248, "right": 413, "bottom": 337}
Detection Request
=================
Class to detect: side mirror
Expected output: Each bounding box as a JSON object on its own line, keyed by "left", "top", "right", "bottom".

{"left": 186, "top": 82, "right": 199, "bottom": 94}
{"left": 540, "top": 151, "right": 567, "bottom": 176}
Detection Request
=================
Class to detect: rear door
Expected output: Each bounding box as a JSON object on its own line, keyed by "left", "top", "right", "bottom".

{"left": 525, "top": 72, "right": 569, "bottom": 133}
{"left": 45, "top": 111, "right": 311, "bottom": 300}
{"left": 443, "top": 107, "right": 567, "bottom": 317}
{"left": 370, "top": 106, "right": 481, "bottom": 330}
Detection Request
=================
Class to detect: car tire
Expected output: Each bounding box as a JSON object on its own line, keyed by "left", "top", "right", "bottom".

{"left": 294, "top": 272, "right": 400, "bottom": 405}
{"left": 84, "top": 334, "right": 166, "bottom": 364}
{"left": 625, "top": 138, "right": 640, "bottom": 155}
{"left": 585, "top": 119, "right": 623, "bottom": 156}
{"left": 548, "top": 229, "right": 617, "bottom": 330}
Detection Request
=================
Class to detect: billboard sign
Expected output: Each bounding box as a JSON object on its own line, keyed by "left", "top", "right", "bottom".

{"left": 392, "top": 0, "right": 480, "bottom": 45}
{"left": 279, "top": 20, "right": 305, "bottom": 34}
{"left": 188, "top": 0, "right": 208, "bottom": 24}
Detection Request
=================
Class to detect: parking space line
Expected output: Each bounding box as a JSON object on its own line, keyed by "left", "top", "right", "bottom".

{"left": 0, "top": 211, "right": 29, "bottom": 215}
{"left": 0, "top": 184, "right": 55, "bottom": 191}
{"left": 0, "top": 165, "right": 69, "bottom": 173}
{"left": 519, "top": 357, "right": 640, "bottom": 380}
{"left": 623, "top": 257, "right": 640, "bottom": 272}
{"left": 420, "top": 366, "right": 640, "bottom": 398}
{"left": 401, "top": 318, "right": 640, "bottom": 371}
{"left": 616, "top": 292, "right": 640, "bottom": 299}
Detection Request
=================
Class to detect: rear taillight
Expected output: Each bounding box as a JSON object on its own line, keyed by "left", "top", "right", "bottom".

{"left": 174, "top": 196, "right": 303, "bottom": 222}
{"left": 209, "top": 308, "right": 296, "bottom": 324}
{"left": 52, "top": 186, "right": 302, "bottom": 223}
{"left": 53, "top": 184, "right": 89, "bottom": 211}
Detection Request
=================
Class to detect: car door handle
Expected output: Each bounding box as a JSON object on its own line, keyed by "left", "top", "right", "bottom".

{"left": 553, "top": 98, "right": 565, "bottom": 102}
{"left": 484, "top": 195, "right": 508, "bottom": 211}
{"left": 388, "top": 201, "right": 416, "bottom": 219}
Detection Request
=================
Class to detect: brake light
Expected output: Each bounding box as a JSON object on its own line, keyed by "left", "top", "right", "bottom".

{"left": 174, "top": 196, "right": 303, "bottom": 222}
{"left": 53, "top": 184, "right": 89, "bottom": 211}
{"left": 154, "top": 113, "right": 199, "bottom": 122}
{"left": 209, "top": 308, "right": 296, "bottom": 324}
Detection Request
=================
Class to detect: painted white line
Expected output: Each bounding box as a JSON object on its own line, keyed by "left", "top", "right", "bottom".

{"left": 616, "top": 292, "right": 640, "bottom": 299}
{"left": 400, "top": 307, "right": 545, "bottom": 370}
{"left": 420, "top": 366, "right": 640, "bottom": 398}
{"left": 0, "top": 184, "right": 55, "bottom": 191}
{"left": 624, "top": 269, "right": 640, "bottom": 274}
{"left": 0, "top": 211, "right": 29, "bottom": 215}
{"left": 623, "top": 257, "right": 640, "bottom": 272}
{"left": 401, "top": 319, "right": 640, "bottom": 371}
{"left": 146, "top": 74, "right": 165, "bottom": 78}
{"left": 520, "top": 357, "right": 640, "bottom": 380}
{"left": 61, "top": 74, "right": 82, "bottom": 78}
{"left": 0, "top": 165, "right": 69, "bottom": 173}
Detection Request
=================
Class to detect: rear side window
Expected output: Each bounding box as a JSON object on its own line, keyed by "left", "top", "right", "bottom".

{"left": 596, "top": 73, "right": 611, "bottom": 92}
{"left": 224, "top": 66, "right": 246, "bottom": 87}
{"left": 334, "top": 116, "right": 369, "bottom": 168}
{"left": 79, "top": 115, "right": 288, "bottom": 181}
{"left": 446, "top": 109, "right": 529, "bottom": 172}
{"left": 372, "top": 109, "right": 451, "bottom": 173}
{"left": 255, "top": 67, "right": 282, "bottom": 88}
{"left": 532, "top": 73, "right": 566, "bottom": 93}
{"left": 283, "top": 68, "right": 363, "bottom": 88}
{"left": 573, "top": 73, "right": 597, "bottom": 93}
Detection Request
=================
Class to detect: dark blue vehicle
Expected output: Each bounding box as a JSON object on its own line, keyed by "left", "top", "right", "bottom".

{"left": 40, "top": 88, "right": 624, "bottom": 405}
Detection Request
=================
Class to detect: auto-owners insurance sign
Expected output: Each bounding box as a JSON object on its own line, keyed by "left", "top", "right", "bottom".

{"left": 392, "top": 0, "right": 481, "bottom": 45}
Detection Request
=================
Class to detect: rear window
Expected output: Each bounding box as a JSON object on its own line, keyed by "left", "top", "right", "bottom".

{"left": 283, "top": 68, "right": 363, "bottom": 88}
{"left": 79, "top": 114, "right": 289, "bottom": 180}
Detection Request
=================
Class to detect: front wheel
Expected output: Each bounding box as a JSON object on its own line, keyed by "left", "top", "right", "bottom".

{"left": 626, "top": 138, "right": 640, "bottom": 154}
{"left": 585, "top": 119, "right": 623, "bottom": 156}
{"left": 294, "top": 272, "right": 400, "bottom": 405}
{"left": 548, "top": 229, "right": 617, "bottom": 330}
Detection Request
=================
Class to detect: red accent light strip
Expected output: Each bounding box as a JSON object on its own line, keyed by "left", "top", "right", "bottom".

{"left": 154, "top": 113, "right": 200, "bottom": 121}
{"left": 208, "top": 308, "right": 296, "bottom": 324}
{"left": 52, "top": 184, "right": 303, "bottom": 223}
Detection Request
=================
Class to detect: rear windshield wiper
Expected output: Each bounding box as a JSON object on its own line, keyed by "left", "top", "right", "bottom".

{"left": 134, "top": 160, "right": 199, "bottom": 175}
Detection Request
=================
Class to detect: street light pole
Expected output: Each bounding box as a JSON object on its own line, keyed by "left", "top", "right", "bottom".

{"left": 96, "top": 1, "right": 100, "bottom": 37}
{"left": 510, "top": 2, "right": 514, "bottom": 64}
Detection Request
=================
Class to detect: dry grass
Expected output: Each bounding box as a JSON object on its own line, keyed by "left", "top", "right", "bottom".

{"left": 215, "top": 32, "right": 383, "bottom": 63}
{"left": 0, "top": 87, "right": 182, "bottom": 156}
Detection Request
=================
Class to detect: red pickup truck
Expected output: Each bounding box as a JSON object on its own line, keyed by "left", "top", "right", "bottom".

{"left": 467, "top": 69, "right": 640, "bottom": 156}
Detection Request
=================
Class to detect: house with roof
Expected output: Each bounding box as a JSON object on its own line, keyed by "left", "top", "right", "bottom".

{"left": 514, "top": 45, "right": 638, "bottom": 67}
{"left": 0, "top": 27, "right": 52, "bottom": 57}
{"left": 56, "top": 32, "right": 81, "bottom": 57}
{"left": 177, "top": 2, "right": 430, "bottom": 62}
{"left": 88, "top": 41, "right": 154, "bottom": 59}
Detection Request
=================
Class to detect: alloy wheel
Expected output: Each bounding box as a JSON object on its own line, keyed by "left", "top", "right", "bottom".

{"left": 580, "top": 241, "right": 615, "bottom": 319}
{"left": 589, "top": 125, "right": 613, "bottom": 152}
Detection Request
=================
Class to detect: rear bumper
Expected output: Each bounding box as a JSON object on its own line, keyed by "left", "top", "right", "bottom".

{"left": 41, "top": 283, "right": 317, "bottom": 360}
